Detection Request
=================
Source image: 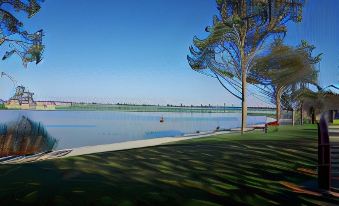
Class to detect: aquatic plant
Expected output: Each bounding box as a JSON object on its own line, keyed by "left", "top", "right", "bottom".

{"left": 0, "top": 116, "right": 57, "bottom": 157}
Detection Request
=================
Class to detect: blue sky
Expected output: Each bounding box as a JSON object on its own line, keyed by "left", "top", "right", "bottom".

{"left": 0, "top": 0, "right": 337, "bottom": 106}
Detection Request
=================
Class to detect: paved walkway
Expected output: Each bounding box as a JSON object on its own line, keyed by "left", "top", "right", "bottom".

{"left": 330, "top": 125, "right": 339, "bottom": 142}
{"left": 65, "top": 130, "right": 228, "bottom": 157}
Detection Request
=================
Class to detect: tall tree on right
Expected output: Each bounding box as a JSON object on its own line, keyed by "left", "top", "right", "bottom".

{"left": 188, "top": 0, "right": 304, "bottom": 133}
{"left": 251, "top": 40, "right": 321, "bottom": 122}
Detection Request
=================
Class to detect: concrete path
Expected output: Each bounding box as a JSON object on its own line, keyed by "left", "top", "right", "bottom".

{"left": 67, "top": 122, "right": 274, "bottom": 157}
{"left": 65, "top": 130, "right": 230, "bottom": 157}
{"left": 330, "top": 125, "right": 339, "bottom": 142}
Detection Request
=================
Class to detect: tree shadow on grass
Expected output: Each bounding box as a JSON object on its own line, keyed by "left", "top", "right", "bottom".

{"left": 0, "top": 128, "right": 338, "bottom": 206}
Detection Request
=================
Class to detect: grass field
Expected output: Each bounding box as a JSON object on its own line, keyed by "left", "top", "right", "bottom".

{"left": 0, "top": 125, "right": 338, "bottom": 206}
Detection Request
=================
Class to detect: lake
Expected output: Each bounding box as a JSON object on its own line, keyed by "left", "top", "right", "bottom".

{"left": 0, "top": 110, "right": 266, "bottom": 149}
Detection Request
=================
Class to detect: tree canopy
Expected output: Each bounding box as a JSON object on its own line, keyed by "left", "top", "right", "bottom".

{"left": 251, "top": 40, "right": 320, "bottom": 103}
{"left": 250, "top": 40, "right": 321, "bottom": 119}
{"left": 0, "top": 0, "right": 44, "bottom": 67}
{"left": 187, "top": 0, "right": 304, "bottom": 132}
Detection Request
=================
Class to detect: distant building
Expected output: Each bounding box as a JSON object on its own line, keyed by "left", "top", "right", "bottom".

{"left": 54, "top": 101, "right": 72, "bottom": 107}
{"left": 35, "top": 101, "right": 72, "bottom": 110}
{"left": 35, "top": 101, "right": 56, "bottom": 110}
{"left": 6, "top": 86, "right": 36, "bottom": 109}
{"left": 4, "top": 86, "right": 73, "bottom": 110}
{"left": 323, "top": 84, "right": 339, "bottom": 95}
{"left": 3, "top": 85, "right": 78, "bottom": 110}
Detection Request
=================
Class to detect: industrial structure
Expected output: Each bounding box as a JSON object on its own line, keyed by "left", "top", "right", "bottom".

{"left": 6, "top": 85, "right": 36, "bottom": 109}
{"left": 1, "top": 72, "right": 71, "bottom": 110}
{"left": 5, "top": 85, "right": 72, "bottom": 110}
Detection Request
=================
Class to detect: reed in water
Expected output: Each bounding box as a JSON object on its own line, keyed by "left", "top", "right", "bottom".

{"left": 0, "top": 116, "right": 57, "bottom": 157}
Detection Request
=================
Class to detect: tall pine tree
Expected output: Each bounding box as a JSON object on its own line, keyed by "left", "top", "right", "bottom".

{"left": 188, "top": 0, "right": 304, "bottom": 133}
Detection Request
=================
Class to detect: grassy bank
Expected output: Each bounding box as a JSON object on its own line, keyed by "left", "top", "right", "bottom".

{"left": 0, "top": 125, "right": 338, "bottom": 206}
{"left": 55, "top": 103, "right": 275, "bottom": 115}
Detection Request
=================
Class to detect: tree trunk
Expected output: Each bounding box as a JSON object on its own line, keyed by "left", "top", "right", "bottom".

{"left": 276, "top": 95, "right": 281, "bottom": 122}
{"left": 241, "top": 63, "right": 247, "bottom": 134}
{"left": 275, "top": 89, "right": 282, "bottom": 123}
{"left": 311, "top": 107, "right": 315, "bottom": 124}
{"left": 292, "top": 109, "right": 295, "bottom": 126}
{"left": 300, "top": 102, "right": 303, "bottom": 125}
{"left": 329, "top": 110, "right": 334, "bottom": 123}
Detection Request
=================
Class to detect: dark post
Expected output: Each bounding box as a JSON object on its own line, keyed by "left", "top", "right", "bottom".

{"left": 318, "top": 115, "right": 331, "bottom": 190}
{"left": 329, "top": 110, "right": 334, "bottom": 123}
{"left": 300, "top": 102, "right": 303, "bottom": 125}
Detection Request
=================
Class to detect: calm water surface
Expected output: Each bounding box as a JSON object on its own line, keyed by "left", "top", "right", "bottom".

{"left": 0, "top": 110, "right": 266, "bottom": 149}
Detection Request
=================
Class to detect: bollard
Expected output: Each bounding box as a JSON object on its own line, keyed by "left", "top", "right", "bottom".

{"left": 318, "top": 115, "right": 331, "bottom": 190}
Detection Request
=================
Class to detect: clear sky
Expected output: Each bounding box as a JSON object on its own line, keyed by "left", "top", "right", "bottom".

{"left": 0, "top": 0, "right": 337, "bottom": 106}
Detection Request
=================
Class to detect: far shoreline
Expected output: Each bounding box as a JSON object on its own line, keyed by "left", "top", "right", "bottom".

{"left": 0, "top": 102, "right": 276, "bottom": 114}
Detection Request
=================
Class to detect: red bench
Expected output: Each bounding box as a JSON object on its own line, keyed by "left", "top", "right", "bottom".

{"left": 267, "top": 121, "right": 280, "bottom": 126}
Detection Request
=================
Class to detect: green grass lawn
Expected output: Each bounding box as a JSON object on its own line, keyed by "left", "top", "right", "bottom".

{"left": 0, "top": 125, "right": 338, "bottom": 206}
